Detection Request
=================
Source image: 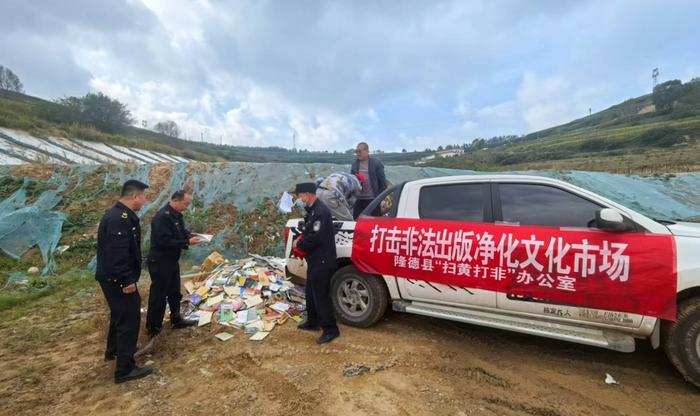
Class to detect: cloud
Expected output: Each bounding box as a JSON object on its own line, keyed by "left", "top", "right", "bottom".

{"left": 1, "top": 0, "right": 699, "bottom": 151}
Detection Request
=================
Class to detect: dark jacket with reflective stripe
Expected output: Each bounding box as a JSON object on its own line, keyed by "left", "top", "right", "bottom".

{"left": 297, "top": 199, "right": 337, "bottom": 269}
{"left": 95, "top": 202, "right": 142, "bottom": 287}
{"left": 148, "top": 203, "right": 190, "bottom": 260}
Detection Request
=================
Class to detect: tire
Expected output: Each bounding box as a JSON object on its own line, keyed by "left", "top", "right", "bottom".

{"left": 331, "top": 265, "right": 389, "bottom": 328}
{"left": 662, "top": 297, "right": 700, "bottom": 388}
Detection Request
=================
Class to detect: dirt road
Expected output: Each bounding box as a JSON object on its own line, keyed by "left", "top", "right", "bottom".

{"left": 0, "top": 286, "right": 697, "bottom": 416}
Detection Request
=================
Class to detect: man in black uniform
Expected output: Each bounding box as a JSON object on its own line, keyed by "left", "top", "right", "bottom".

{"left": 293, "top": 182, "right": 340, "bottom": 344}
{"left": 146, "top": 190, "right": 201, "bottom": 338}
{"left": 95, "top": 179, "right": 151, "bottom": 384}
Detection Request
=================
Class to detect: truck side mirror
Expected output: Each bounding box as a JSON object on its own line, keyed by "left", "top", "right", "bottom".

{"left": 595, "top": 208, "right": 634, "bottom": 232}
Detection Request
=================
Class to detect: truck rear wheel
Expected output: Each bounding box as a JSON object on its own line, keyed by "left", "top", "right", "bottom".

{"left": 663, "top": 297, "right": 700, "bottom": 388}
{"left": 331, "top": 265, "right": 389, "bottom": 328}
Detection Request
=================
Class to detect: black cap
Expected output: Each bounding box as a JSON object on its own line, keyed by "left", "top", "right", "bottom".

{"left": 121, "top": 179, "right": 149, "bottom": 196}
{"left": 293, "top": 182, "right": 316, "bottom": 194}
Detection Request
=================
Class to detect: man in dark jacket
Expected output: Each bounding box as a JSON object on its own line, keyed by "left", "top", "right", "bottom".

{"left": 350, "top": 142, "right": 387, "bottom": 219}
{"left": 146, "top": 190, "right": 202, "bottom": 338}
{"left": 293, "top": 182, "right": 340, "bottom": 344}
{"left": 95, "top": 179, "right": 151, "bottom": 384}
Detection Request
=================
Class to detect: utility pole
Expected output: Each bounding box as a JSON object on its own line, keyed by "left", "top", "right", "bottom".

{"left": 201, "top": 131, "right": 204, "bottom": 143}
{"left": 652, "top": 68, "right": 659, "bottom": 89}
{"left": 589, "top": 108, "right": 592, "bottom": 116}
{"left": 220, "top": 135, "right": 223, "bottom": 146}
{"left": 292, "top": 131, "right": 297, "bottom": 152}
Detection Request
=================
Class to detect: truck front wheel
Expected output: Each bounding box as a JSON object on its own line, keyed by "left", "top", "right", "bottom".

{"left": 663, "top": 297, "right": 700, "bottom": 388}
{"left": 331, "top": 265, "right": 389, "bottom": 328}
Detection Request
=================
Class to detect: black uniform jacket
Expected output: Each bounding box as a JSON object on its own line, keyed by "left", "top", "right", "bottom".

{"left": 148, "top": 203, "right": 190, "bottom": 260}
{"left": 297, "top": 199, "right": 337, "bottom": 268}
{"left": 95, "top": 202, "right": 142, "bottom": 288}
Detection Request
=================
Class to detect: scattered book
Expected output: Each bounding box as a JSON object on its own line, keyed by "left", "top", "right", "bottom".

{"left": 249, "top": 331, "right": 269, "bottom": 341}
{"left": 198, "top": 311, "right": 213, "bottom": 327}
{"left": 215, "top": 332, "right": 234, "bottom": 342}
{"left": 220, "top": 303, "right": 235, "bottom": 322}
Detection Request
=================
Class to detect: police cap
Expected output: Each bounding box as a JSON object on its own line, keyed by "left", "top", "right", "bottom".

{"left": 293, "top": 182, "right": 316, "bottom": 194}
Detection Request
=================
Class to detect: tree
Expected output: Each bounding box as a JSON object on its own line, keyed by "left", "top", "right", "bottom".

{"left": 652, "top": 80, "right": 683, "bottom": 114}
{"left": 57, "top": 92, "right": 134, "bottom": 132}
{"left": 154, "top": 120, "right": 180, "bottom": 138}
{"left": 401, "top": 148, "right": 407, "bottom": 153}
{"left": 0, "top": 65, "right": 24, "bottom": 93}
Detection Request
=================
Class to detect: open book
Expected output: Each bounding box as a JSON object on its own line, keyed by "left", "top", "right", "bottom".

{"left": 192, "top": 233, "right": 214, "bottom": 243}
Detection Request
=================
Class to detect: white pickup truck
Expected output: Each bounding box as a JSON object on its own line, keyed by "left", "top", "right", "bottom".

{"left": 285, "top": 175, "right": 700, "bottom": 387}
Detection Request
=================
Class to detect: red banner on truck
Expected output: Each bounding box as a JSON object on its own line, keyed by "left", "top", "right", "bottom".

{"left": 352, "top": 217, "right": 677, "bottom": 320}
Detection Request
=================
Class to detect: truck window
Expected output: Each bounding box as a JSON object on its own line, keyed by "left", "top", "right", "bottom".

{"left": 498, "top": 183, "right": 602, "bottom": 228}
{"left": 361, "top": 184, "right": 401, "bottom": 218}
{"left": 419, "top": 183, "right": 486, "bottom": 222}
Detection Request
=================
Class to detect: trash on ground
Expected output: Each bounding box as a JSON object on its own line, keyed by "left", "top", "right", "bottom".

{"left": 343, "top": 362, "right": 395, "bottom": 377}
{"left": 604, "top": 373, "right": 619, "bottom": 385}
{"left": 183, "top": 253, "right": 305, "bottom": 342}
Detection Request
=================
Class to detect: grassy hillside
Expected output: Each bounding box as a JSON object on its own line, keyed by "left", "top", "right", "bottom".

{"left": 429, "top": 78, "right": 700, "bottom": 173}
{"left": 0, "top": 90, "right": 430, "bottom": 165}
{"left": 4, "top": 79, "right": 700, "bottom": 172}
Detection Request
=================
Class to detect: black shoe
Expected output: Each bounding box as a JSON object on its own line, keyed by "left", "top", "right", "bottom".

{"left": 316, "top": 332, "right": 339, "bottom": 344}
{"left": 297, "top": 321, "right": 320, "bottom": 331}
{"left": 104, "top": 353, "right": 116, "bottom": 362}
{"left": 172, "top": 319, "right": 196, "bottom": 330}
{"left": 115, "top": 366, "right": 153, "bottom": 384}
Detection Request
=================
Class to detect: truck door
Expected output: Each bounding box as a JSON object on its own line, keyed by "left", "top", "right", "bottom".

{"left": 395, "top": 181, "right": 498, "bottom": 308}
{"left": 492, "top": 182, "right": 645, "bottom": 329}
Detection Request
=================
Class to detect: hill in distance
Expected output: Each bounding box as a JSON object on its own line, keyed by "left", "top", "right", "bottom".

{"left": 0, "top": 89, "right": 430, "bottom": 166}
{"left": 2, "top": 77, "right": 699, "bottom": 173}
{"left": 427, "top": 78, "right": 700, "bottom": 173}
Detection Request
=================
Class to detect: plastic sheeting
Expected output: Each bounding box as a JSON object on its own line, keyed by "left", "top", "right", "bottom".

{"left": 0, "top": 162, "right": 699, "bottom": 274}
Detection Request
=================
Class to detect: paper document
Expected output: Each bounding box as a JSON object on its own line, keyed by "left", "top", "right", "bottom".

{"left": 278, "top": 191, "right": 294, "bottom": 213}
{"left": 193, "top": 233, "right": 214, "bottom": 243}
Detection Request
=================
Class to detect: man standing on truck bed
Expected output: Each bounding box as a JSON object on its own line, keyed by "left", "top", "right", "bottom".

{"left": 293, "top": 182, "right": 340, "bottom": 344}
{"left": 350, "top": 141, "right": 387, "bottom": 219}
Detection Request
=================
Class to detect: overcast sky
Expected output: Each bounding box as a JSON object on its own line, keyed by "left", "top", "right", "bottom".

{"left": 2, "top": 0, "right": 698, "bottom": 151}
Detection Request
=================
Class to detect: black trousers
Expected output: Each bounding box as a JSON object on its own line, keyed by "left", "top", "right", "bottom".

{"left": 353, "top": 199, "right": 378, "bottom": 219}
{"left": 99, "top": 280, "right": 141, "bottom": 377}
{"left": 305, "top": 263, "right": 339, "bottom": 335}
{"left": 146, "top": 257, "right": 182, "bottom": 335}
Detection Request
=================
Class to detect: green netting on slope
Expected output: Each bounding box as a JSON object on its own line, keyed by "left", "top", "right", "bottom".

{"left": 1, "top": 162, "right": 699, "bottom": 274}
{"left": 0, "top": 177, "right": 64, "bottom": 274}
{"left": 0, "top": 165, "right": 106, "bottom": 274}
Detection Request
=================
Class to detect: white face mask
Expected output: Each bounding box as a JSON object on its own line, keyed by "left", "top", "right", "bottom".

{"left": 294, "top": 198, "right": 306, "bottom": 208}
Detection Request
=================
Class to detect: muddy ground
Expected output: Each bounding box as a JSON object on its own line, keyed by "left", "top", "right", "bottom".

{"left": 0, "top": 281, "right": 698, "bottom": 416}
